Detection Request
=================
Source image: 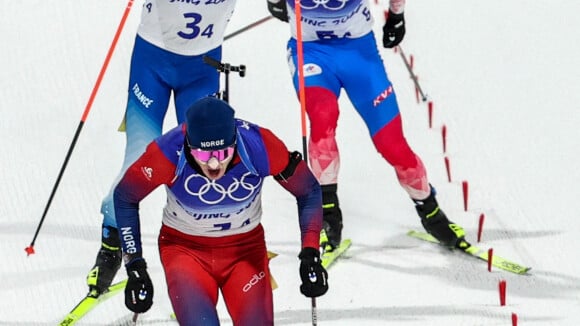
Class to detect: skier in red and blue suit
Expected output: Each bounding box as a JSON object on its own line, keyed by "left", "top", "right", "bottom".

{"left": 266, "top": 0, "right": 471, "bottom": 253}
{"left": 114, "top": 97, "right": 328, "bottom": 325}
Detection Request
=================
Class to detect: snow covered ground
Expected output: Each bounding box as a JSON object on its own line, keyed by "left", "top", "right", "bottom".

{"left": 2, "top": 1, "right": 580, "bottom": 325}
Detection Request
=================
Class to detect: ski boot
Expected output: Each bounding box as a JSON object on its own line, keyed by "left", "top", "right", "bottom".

{"left": 87, "top": 226, "right": 122, "bottom": 295}
{"left": 414, "top": 186, "right": 470, "bottom": 249}
{"left": 320, "top": 184, "right": 343, "bottom": 252}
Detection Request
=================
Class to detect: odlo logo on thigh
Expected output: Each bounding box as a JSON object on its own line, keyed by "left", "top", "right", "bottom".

{"left": 242, "top": 271, "right": 266, "bottom": 293}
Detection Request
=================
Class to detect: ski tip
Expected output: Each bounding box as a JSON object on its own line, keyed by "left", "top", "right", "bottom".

{"left": 321, "top": 239, "right": 352, "bottom": 269}
{"left": 341, "top": 239, "right": 352, "bottom": 247}
{"left": 512, "top": 267, "right": 532, "bottom": 275}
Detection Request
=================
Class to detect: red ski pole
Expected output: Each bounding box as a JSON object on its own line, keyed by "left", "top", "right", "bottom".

{"left": 294, "top": 2, "right": 317, "bottom": 324}
{"left": 294, "top": 0, "right": 309, "bottom": 162}
{"left": 25, "top": 0, "right": 135, "bottom": 256}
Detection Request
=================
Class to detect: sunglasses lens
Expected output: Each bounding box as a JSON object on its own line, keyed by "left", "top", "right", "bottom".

{"left": 190, "top": 146, "right": 234, "bottom": 164}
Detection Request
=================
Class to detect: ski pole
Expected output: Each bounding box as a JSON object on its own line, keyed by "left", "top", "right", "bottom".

{"left": 397, "top": 45, "right": 428, "bottom": 102}
{"left": 202, "top": 56, "right": 246, "bottom": 103}
{"left": 294, "top": 3, "right": 318, "bottom": 322}
{"left": 224, "top": 16, "right": 273, "bottom": 41}
{"left": 25, "top": 0, "right": 135, "bottom": 256}
{"left": 294, "top": 0, "right": 309, "bottom": 162}
{"left": 311, "top": 297, "right": 318, "bottom": 326}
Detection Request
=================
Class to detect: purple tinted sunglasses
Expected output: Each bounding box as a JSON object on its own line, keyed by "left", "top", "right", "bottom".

{"left": 190, "top": 146, "right": 235, "bottom": 164}
{"left": 187, "top": 138, "right": 235, "bottom": 164}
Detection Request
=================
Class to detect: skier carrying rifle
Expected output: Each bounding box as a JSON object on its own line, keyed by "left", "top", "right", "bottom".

{"left": 87, "top": 0, "right": 241, "bottom": 296}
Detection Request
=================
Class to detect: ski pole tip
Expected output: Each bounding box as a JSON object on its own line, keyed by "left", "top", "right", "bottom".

{"left": 25, "top": 245, "right": 35, "bottom": 256}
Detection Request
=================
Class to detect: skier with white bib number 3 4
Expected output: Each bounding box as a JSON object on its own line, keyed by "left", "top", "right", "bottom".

{"left": 87, "top": 0, "right": 240, "bottom": 298}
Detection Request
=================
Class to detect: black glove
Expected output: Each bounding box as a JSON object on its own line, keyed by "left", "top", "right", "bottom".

{"left": 267, "top": 0, "right": 288, "bottom": 22}
{"left": 124, "top": 259, "right": 154, "bottom": 313}
{"left": 382, "top": 11, "right": 405, "bottom": 48}
{"left": 298, "top": 247, "right": 328, "bottom": 297}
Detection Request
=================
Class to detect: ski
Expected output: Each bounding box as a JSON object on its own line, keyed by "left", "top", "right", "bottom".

{"left": 321, "top": 239, "right": 352, "bottom": 269}
{"left": 407, "top": 230, "right": 531, "bottom": 275}
{"left": 319, "top": 226, "right": 352, "bottom": 270}
{"left": 59, "top": 279, "right": 127, "bottom": 326}
{"left": 319, "top": 228, "right": 351, "bottom": 269}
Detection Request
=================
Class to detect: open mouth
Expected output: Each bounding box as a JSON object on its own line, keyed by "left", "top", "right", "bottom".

{"left": 206, "top": 168, "right": 221, "bottom": 178}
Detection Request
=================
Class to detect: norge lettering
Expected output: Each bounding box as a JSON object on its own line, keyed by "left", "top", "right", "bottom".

{"left": 200, "top": 139, "right": 225, "bottom": 148}
{"left": 121, "top": 227, "right": 137, "bottom": 254}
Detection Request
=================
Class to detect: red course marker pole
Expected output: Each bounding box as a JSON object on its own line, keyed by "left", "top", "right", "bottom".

{"left": 477, "top": 213, "right": 485, "bottom": 242}
{"left": 462, "top": 180, "right": 469, "bottom": 211}
{"left": 499, "top": 280, "right": 507, "bottom": 306}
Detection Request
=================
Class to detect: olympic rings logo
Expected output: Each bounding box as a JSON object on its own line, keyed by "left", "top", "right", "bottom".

{"left": 300, "top": 0, "right": 352, "bottom": 11}
{"left": 184, "top": 172, "right": 262, "bottom": 204}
